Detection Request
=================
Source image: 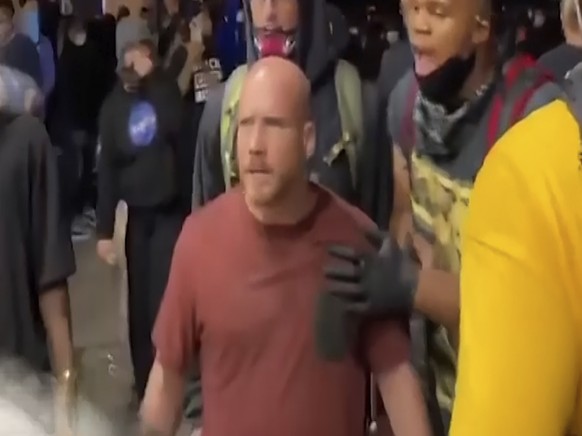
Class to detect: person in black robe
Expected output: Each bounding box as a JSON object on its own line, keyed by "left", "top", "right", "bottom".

{"left": 0, "top": 65, "right": 76, "bottom": 434}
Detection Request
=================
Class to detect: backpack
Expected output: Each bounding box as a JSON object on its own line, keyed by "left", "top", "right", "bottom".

{"left": 400, "top": 54, "right": 554, "bottom": 156}
{"left": 399, "top": 54, "right": 554, "bottom": 436}
{"left": 562, "top": 62, "right": 582, "bottom": 152}
{"left": 219, "top": 59, "right": 364, "bottom": 189}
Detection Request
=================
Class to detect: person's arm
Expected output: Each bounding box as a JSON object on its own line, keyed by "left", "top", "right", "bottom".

{"left": 366, "top": 319, "right": 432, "bottom": 436}
{"left": 414, "top": 269, "right": 459, "bottom": 339}
{"left": 96, "top": 100, "right": 119, "bottom": 240}
{"left": 176, "top": 42, "right": 205, "bottom": 96}
{"left": 140, "top": 222, "right": 198, "bottom": 435}
{"left": 450, "top": 148, "right": 578, "bottom": 435}
{"left": 26, "top": 117, "right": 76, "bottom": 435}
{"left": 191, "top": 85, "right": 226, "bottom": 210}
{"left": 28, "top": 118, "right": 76, "bottom": 375}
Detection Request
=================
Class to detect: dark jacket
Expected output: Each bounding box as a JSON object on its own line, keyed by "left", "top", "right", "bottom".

{"left": 96, "top": 70, "right": 183, "bottom": 239}
{"left": 191, "top": 0, "right": 390, "bottom": 227}
{"left": 54, "top": 39, "right": 105, "bottom": 133}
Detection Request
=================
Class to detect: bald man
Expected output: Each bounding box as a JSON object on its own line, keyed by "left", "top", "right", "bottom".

{"left": 139, "top": 57, "right": 430, "bottom": 436}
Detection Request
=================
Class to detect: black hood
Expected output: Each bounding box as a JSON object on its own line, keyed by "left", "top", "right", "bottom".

{"left": 242, "top": 0, "right": 341, "bottom": 85}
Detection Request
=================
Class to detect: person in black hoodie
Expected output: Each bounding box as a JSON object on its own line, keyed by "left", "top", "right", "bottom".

{"left": 54, "top": 17, "right": 107, "bottom": 240}
{"left": 96, "top": 39, "right": 184, "bottom": 401}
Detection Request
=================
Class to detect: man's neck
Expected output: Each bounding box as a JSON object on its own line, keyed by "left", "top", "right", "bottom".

{"left": 246, "top": 181, "right": 317, "bottom": 226}
{"left": 460, "top": 47, "right": 495, "bottom": 101}
{"left": 565, "top": 31, "right": 582, "bottom": 48}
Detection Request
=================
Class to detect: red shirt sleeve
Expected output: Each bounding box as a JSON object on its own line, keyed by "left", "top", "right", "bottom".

{"left": 364, "top": 316, "right": 410, "bottom": 374}
{"left": 152, "top": 220, "right": 198, "bottom": 374}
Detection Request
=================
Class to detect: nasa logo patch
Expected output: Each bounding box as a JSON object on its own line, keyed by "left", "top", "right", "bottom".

{"left": 128, "top": 101, "right": 158, "bottom": 147}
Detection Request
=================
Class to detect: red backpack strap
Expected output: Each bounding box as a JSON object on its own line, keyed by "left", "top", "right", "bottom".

{"left": 486, "top": 55, "right": 553, "bottom": 152}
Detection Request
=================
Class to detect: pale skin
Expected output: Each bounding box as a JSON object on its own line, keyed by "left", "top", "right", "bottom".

{"left": 139, "top": 57, "right": 431, "bottom": 436}
{"left": 40, "top": 284, "right": 75, "bottom": 436}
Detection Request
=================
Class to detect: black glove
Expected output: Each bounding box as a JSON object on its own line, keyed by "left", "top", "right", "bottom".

{"left": 315, "top": 230, "right": 419, "bottom": 360}
{"left": 327, "top": 230, "right": 419, "bottom": 315}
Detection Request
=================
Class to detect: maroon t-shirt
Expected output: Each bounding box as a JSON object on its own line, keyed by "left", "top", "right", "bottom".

{"left": 153, "top": 185, "right": 410, "bottom": 436}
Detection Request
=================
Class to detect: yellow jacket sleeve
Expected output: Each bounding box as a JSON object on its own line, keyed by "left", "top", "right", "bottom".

{"left": 450, "top": 142, "right": 579, "bottom": 435}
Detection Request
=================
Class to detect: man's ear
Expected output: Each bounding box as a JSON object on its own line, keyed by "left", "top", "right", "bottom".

{"left": 473, "top": 15, "right": 491, "bottom": 45}
{"left": 303, "top": 120, "right": 316, "bottom": 158}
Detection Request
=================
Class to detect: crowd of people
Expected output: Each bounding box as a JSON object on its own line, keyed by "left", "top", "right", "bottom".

{"left": 1, "top": 0, "right": 582, "bottom": 435}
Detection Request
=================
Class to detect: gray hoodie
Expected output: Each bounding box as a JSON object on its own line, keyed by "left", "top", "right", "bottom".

{"left": 115, "top": 16, "right": 152, "bottom": 63}
{"left": 191, "top": 0, "right": 392, "bottom": 226}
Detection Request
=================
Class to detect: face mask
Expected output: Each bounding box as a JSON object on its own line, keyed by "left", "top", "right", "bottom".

{"left": 253, "top": 29, "right": 296, "bottom": 58}
{"left": 415, "top": 52, "right": 476, "bottom": 106}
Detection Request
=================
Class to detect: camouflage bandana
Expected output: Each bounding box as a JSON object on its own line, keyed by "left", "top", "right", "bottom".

{"left": 413, "top": 81, "right": 492, "bottom": 157}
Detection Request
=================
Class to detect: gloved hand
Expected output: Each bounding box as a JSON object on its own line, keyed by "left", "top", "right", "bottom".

{"left": 315, "top": 230, "right": 420, "bottom": 360}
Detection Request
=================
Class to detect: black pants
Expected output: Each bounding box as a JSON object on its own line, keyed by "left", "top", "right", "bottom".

{"left": 125, "top": 205, "right": 185, "bottom": 400}
{"left": 58, "top": 130, "right": 97, "bottom": 220}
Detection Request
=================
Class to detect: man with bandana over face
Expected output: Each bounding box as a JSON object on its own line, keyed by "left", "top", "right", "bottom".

{"left": 191, "top": 0, "right": 388, "bottom": 226}
{"left": 315, "top": 0, "right": 563, "bottom": 433}
{"left": 95, "top": 40, "right": 184, "bottom": 401}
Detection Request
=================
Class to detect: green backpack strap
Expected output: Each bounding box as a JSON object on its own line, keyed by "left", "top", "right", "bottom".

{"left": 220, "top": 65, "right": 248, "bottom": 189}
{"left": 324, "top": 59, "right": 363, "bottom": 188}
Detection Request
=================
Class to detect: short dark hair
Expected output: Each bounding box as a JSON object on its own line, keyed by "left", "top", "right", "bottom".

{"left": 0, "top": 0, "right": 15, "bottom": 17}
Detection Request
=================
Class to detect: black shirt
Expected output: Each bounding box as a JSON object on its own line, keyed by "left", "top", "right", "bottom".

{"left": 0, "top": 114, "right": 75, "bottom": 370}
{"left": 538, "top": 43, "right": 582, "bottom": 81}
{"left": 55, "top": 39, "right": 105, "bottom": 132}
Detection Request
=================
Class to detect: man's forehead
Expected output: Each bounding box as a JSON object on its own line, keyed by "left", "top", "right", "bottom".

{"left": 405, "top": 0, "right": 482, "bottom": 12}
{"left": 238, "top": 97, "right": 294, "bottom": 119}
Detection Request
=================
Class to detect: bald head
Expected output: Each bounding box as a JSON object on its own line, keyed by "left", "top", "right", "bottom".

{"left": 240, "top": 57, "right": 311, "bottom": 122}
{"left": 236, "top": 57, "right": 316, "bottom": 209}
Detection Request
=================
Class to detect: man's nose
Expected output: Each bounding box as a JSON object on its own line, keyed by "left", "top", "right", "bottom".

{"left": 407, "top": 7, "right": 432, "bottom": 37}
{"left": 247, "top": 125, "right": 266, "bottom": 154}
{"left": 263, "top": 0, "right": 278, "bottom": 27}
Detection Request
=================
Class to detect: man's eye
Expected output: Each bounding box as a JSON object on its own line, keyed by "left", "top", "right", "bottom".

{"left": 427, "top": 4, "right": 447, "bottom": 16}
